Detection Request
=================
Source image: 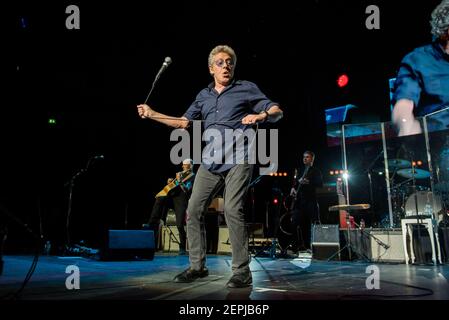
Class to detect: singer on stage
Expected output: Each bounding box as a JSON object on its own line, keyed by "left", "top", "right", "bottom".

{"left": 392, "top": 0, "right": 449, "bottom": 136}
{"left": 137, "top": 45, "right": 283, "bottom": 288}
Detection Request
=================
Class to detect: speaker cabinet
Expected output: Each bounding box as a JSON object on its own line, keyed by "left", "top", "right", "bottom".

{"left": 311, "top": 224, "right": 340, "bottom": 260}
{"left": 102, "top": 230, "right": 155, "bottom": 260}
{"left": 161, "top": 226, "right": 188, "bottom": 252}
{"left": 217, "top": 227, "right": 232, "bottom": 254}
{"left": 368, "top": 229, "right": 405, "bottom": 263}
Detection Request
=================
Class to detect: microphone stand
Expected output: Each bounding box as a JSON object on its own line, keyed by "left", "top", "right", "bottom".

{"left": 63, "top": 156, "right": 100, "bottom": 253}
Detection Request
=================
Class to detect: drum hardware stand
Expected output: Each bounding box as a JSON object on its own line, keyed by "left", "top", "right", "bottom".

{"left": 365, "top": 150, "right": 385, "bottom": 224}
{"left": 327, "top": 204, "right": 390, "bottom": 262}
{"left": 410, "top": 161, "right": 426, "bottom": 263}
{"left": 391, "top": 177, "right": 414, "bottom": 226}
{"left": 367, "top": 170, "right": 375, "bottom": 226}
{"left": 328, "top": 215, "right": 391, "bottom": 262}
{"left": 327, "top": 212, "right": 368, "bottom": 262}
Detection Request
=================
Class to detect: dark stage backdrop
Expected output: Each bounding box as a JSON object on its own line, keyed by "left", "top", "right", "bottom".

{"left": 2, "top": 0, "right": 443, "bottom": 251}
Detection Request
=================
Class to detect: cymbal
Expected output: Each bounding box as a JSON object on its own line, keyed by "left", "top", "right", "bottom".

{"left": 397, "top": 168, "right": 430, "bottom": 179}
{"left": 387, "top": 159, "right": 411, "bottom": 168}
{"left": 328, "top": 204, "right": 371, "bottom": 212}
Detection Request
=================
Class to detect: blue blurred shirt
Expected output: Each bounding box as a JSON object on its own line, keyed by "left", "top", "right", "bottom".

{"left": 183, "top": 80, "right": 277, "bottom": 173}
{"left": 393, "top": 42, "right": 449, "bottom": 116}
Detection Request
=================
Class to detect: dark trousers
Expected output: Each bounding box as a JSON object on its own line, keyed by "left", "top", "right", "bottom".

{"left": 186, "top": 164, "right": 253, "bottom": 275}
{"left": 292, "top": 200, "right": 320, "bottom": 250}
{"left": 148, "top": 189, "right": 188, "bottom": 251}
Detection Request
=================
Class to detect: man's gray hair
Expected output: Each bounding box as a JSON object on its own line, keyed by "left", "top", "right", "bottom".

{"left": 430, "top": 0, "right": 449, "bottom": 41}
{"left": 208, "top": 45, "right": 237, "bottom": 67}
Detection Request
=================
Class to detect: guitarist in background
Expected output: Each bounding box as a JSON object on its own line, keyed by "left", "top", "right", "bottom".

{"left": 146, "top": 159, "right": 195, "bottom": 255}
{"left": 290, "top": 151, "right": 323, "bottom": 253}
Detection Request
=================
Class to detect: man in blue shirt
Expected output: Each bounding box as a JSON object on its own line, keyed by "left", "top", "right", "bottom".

{"left": 392, "top": 0, "right": 449, "bottom": 136}
{"left": 137, "top": 45, "right": 283, "bottom": 288}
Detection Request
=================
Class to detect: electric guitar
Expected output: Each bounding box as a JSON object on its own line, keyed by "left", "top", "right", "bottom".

{"left": 284, "top": 166, "right": 311, "bottom": 211}
{"left": 155, "top": 170, "right": 194, "bottom": 198}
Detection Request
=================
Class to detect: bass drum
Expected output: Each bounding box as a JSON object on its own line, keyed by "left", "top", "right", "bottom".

{"left": 405, "top": 191, "right": 443, "bottom": 221}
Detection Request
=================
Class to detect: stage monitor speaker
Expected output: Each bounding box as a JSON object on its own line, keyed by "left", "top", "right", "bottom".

{"left": 102, "top": 230, "right": 155, "bottom": 260}
{"left": 368, "top": 229, "right": 405, "bottom": 263}
{"left": 162, "top": 226, "right": 180, "bottom": 252}
{"left": 217, "top": 227, "right": 232, "bottom": 254}
{"left": 161, "top": 226, "right": 192, "bottom": 253}
{"left": 311, "top": 224, "right": 340, "bottom": 260}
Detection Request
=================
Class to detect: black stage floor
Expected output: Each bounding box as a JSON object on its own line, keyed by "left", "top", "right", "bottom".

{"left": 1, "top": 253, "right": 448, "bottom": 301}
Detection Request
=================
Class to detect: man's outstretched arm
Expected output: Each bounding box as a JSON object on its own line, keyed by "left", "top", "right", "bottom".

{"left": 137, "top": 104, "right": 190, "bottom": 129}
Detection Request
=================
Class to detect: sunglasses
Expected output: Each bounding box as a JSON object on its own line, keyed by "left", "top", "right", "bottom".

{"left": 214, "top": 58, "right": 235, "bottom": 68}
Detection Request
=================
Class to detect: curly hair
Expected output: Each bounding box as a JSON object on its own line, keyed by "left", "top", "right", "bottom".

{"left": 430, "top": 0, "right": 449, "bottom": 41}
{"left": 208, "top": 45, "right": 237, "bottom": 68}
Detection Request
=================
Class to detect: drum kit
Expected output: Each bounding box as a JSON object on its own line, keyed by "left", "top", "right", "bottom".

{"left": 387, "top": 158, "right": 445, "bottom": 226}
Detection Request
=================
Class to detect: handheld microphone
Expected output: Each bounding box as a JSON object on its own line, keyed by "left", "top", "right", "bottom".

{"left": 144, "top": 57, "right": 172, "bottom": 104}
{"left": 155, "top": 57, "right": 172, "bottom": 80}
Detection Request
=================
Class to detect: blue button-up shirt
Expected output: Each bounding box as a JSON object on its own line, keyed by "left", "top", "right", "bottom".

{"left": 183, "top": 80, "right": 277, "bottom": 173}
{"left": 393, "top": 42, "right": 449, "bottom": 116}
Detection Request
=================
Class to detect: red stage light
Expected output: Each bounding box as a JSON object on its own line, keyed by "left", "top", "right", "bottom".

{"left": 337, "top": 74, "right": 349, "bottom": 88}
{"left": 273, "top": 198, "right": 279, "bottom": 205}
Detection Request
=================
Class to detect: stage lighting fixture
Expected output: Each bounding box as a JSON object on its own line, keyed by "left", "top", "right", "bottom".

{"left": 337, "top": 74, "right": 349, "bottom": 88}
